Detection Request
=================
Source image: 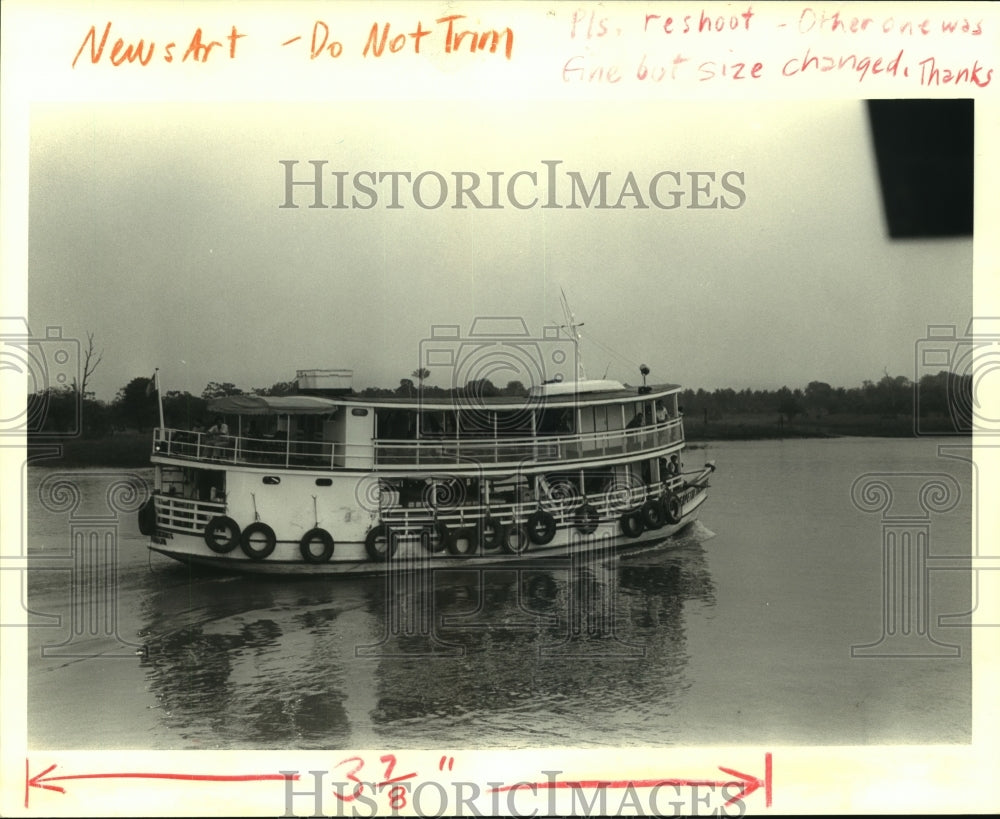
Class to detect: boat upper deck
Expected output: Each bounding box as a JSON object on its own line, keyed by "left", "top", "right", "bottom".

{"left": 151, "top": 381, "right": 687, "bottom": 473}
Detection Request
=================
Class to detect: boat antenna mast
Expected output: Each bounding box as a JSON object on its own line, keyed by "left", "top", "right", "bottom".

{"left": 557, "top": 287, "right": 587, "bottom": 382}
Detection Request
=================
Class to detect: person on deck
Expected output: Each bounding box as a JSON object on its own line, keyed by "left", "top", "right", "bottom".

{"left": 206, "top": 416, "right": 230, "bottom": 459}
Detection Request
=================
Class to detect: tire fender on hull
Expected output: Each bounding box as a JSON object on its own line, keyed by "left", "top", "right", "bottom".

{"left": 138, "top": 498, "right": 157, "bottom": 536}
{"left": 502, "top": 522, "right": 531, "bottom": 555}
{"left": 419, "top": 519, "right": 450, "bottom": 553}
{"left": 447, "top": 526, "right": 478, "bottom": 556}
{"left": 573, "top": 503, "right": 599, "bottom": 535}
{"left": 365, "top": 524, "right": 398, "bottom": 562}
{"left": 641, "top": 497, "right": 666, "bottom": 530}
{"left": 300, "top": 527, "right": 335, "bottom": 563}
{"left": 477, "top": 515, "right": 503, "bottom": 551}
{"left": 619, "top": 509, "right": 645, "bottom": 538}
{"left": 242, "top": 521, "right": 277, "bottom": 560}
{"left": 526, "top": 510, "right": 557, "bottom": 545}
{"left": 204, "top": 516, "right": 241, "bottom": 554}
{"left": 663, "top": 492, "right": 683, "bottom": 525}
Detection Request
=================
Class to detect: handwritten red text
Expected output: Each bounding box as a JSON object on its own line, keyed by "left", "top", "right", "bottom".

{"left": 362, "top": 15, "right": 513, "bottom": 59}
{"left": 644, "top": 6, "right": 756, "bottom": 34}
{"left": 72, "top": 22, "right": 244, "bottom": 67}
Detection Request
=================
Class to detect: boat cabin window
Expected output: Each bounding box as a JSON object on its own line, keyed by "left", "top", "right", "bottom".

{"left": 295, "top": 415, "right": 327, "bottom": 441}
{"left": 581, "top": 405, "right": 624, "bottom": 433}
{"left": 495, "top": 410, "right": 533, "bottom": 436}
{"left": 457, "top": 410, "right": 488, "bottom": 436}
{"left": 536, "top": 407, "right": 575, "bottom": 434}
{"left": 583, "top": 467, "right": 616, "bottom": 496}
{"left": 390, "top": 476, "right": 480, "bottom": 508}
{"left": 543, "top": 471, "right": 581, "bottom": 500}
{"left": 376, "top": 409, "right": 417, "bottom": 439}
{"left": 419, "top": 410, "right": 447, "bottom": 436}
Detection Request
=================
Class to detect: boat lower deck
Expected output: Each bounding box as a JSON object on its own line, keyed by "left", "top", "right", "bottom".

{"left": 148, "top": 485, "right": 709, "bottom": 575}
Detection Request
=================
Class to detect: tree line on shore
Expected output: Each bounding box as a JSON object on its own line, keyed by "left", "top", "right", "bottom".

{"left": 27, "top": 368, "right": 972, "bottom": 437}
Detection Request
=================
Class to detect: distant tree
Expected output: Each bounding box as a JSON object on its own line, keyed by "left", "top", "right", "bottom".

{"left": 917, "top": 370, "right": 971, "bottom": 432}
{"left": 503, "top": 380, "right": 528, "bottom": 396}
{"left": 804, "top": 381, "right": 834, "bottom": 416}
{"left": 114, "top": 376, "right": 159, "bottom": 431}
{"left": 776, "top": 387, "right": 803, "bottom": 424}
{"left": 875, "top": 372, "right": 912, "bottom": 417}
{"left": 713, "top": 387, "right": 737, "bottom": 414}
{"left": 72, "top": 331, "right": 104, "bottom": 400}
{"left": 411, "top": 368, "right": 431, "bottom": 389}
{"left": 253, "top": 381, "right": 296, "bottom": 396}
{"left": 162, "top": 390, "right": 207, "bottom": 429}
{"left": 81, "top": 396, "right": 112, "bottom": 437}
{"left": 948, "top": 372, "right": 973, "bottom": 431}
{"left": 201, "top": 381, "right": 243, "bottom": 400}
{"left": 27, "top": 386, "right": 79, "bottom": 434}
{"left": 917, "top": 371, "right": 949, "bottom": 416}
{"left": 362, "top": 386, "right": 395, "bottom": 398}
{"left": 397, "top": 378, "right": 414, "bottom": 397}
{"left": 464, "top": 378, "right": 498, "bottom": 399}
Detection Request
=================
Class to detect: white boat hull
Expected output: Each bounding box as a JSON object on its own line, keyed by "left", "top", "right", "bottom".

{"left": 147, "top": 485, "right": 710, "bottom": 576}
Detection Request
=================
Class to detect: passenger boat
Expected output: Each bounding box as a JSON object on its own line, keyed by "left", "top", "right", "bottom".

{"left": 138, "top": 325, "right": 716, "bottom": 575}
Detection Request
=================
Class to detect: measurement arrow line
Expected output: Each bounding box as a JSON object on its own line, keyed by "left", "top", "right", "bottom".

{"left": 26, "top": 760, "right": 299, "bottom": 807}
{"left": 489, "top": 753, "right": 772, "bottom": 809}
{"left": 491, "top": 777, "right": 748, "bottom": 790}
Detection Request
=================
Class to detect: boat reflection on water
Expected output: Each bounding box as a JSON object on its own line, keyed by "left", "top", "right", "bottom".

{"left": 137, "top": 526, "right": 715, "bottom": 748}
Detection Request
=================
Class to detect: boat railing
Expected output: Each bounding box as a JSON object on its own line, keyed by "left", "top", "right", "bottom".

{"left": 150, "top": 471, "right": 704, "bottom": 536}
{"left": 379, "top": 475, "right": 690, "bottom": 534}
{"left": 153, "top": 429, "right": 374, "bottom": 469}
{"left": 153, "top": 493, "right": 226, "bottom": 535}
{"left": 373, "top": 417, "right": 684, "bottom": 467}
{"left": 151, "top": 416, "right": 684, "bottom": 471}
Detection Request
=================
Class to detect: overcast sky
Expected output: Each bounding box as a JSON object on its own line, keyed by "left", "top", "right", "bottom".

{"left": 28, "top": 100, "right": 971, "bottom": 402}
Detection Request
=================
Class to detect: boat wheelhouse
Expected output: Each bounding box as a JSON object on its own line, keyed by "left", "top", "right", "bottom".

{"left": 139, "top": 368, "right": 715, "bottom": 574}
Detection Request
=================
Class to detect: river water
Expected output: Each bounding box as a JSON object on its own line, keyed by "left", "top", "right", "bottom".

{"left": 25, "top": 437, "right": 972, "bottom": 750}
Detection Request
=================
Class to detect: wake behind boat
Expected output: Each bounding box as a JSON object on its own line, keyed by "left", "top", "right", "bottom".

{"left": 137, "top": 319, "right": 716, "bottom": 575}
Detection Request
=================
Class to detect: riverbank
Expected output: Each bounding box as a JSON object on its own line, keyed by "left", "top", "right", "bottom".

{"left": 25, "top": 413, "right": 957, "bottom": 468}
{"left": 28, "top": 432, "right": 151, "bottom": 468}
{"left": 684, "top": 411, "right": 923, "bottom": 442}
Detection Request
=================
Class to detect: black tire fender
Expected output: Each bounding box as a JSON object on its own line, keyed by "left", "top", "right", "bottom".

{"left": 619, "top": 509, "right": 645, "bottom": 538}
{"left": 364, "top": 524, "right": 398, "bottom": 561}
{"left": 419, "top": 519, "right": 450, "bottom": 553}
{"left": 204, "top": 515, "right": 241, "bottom": 553}
{"left": 526, "top": 509, "right": 557, "bottom": 545}
{"left": 573, "top": 503, "right": 599, "bottom": 535}
{"left": 477, "top": 514, "right": 503, "bottom": 550}
{"left": 447, "top": 526, "right": 478, "bottom": 556}
{"left": 641, "top": 498, "right": 665, "bottom": 530}
{"left": 664, "top": 492, "right": 683, "bottom": 525}
{"left": 502, "top": 522, "right": 531, "bottom": 555}
{"left": 241, "top": 521, "right": 277, "bottom": 560}
{"left": 434, "top": 519, "right": 450, "bottom": 551}
{"left": 299, "top": 527, "right": 335, "bottom": 563}
{"left": 138, "top": 498, "right": 157, "bottom": 536}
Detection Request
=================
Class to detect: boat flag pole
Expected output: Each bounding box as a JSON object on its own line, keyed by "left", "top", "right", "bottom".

{"left": 147, "top": 368, "right": 165, "bottom": 430}
{"left": 558, "top": 287, "right": 587, "bottom": 381}
{"left": 157, "top": 370, "right": 165, "bottom": 430}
